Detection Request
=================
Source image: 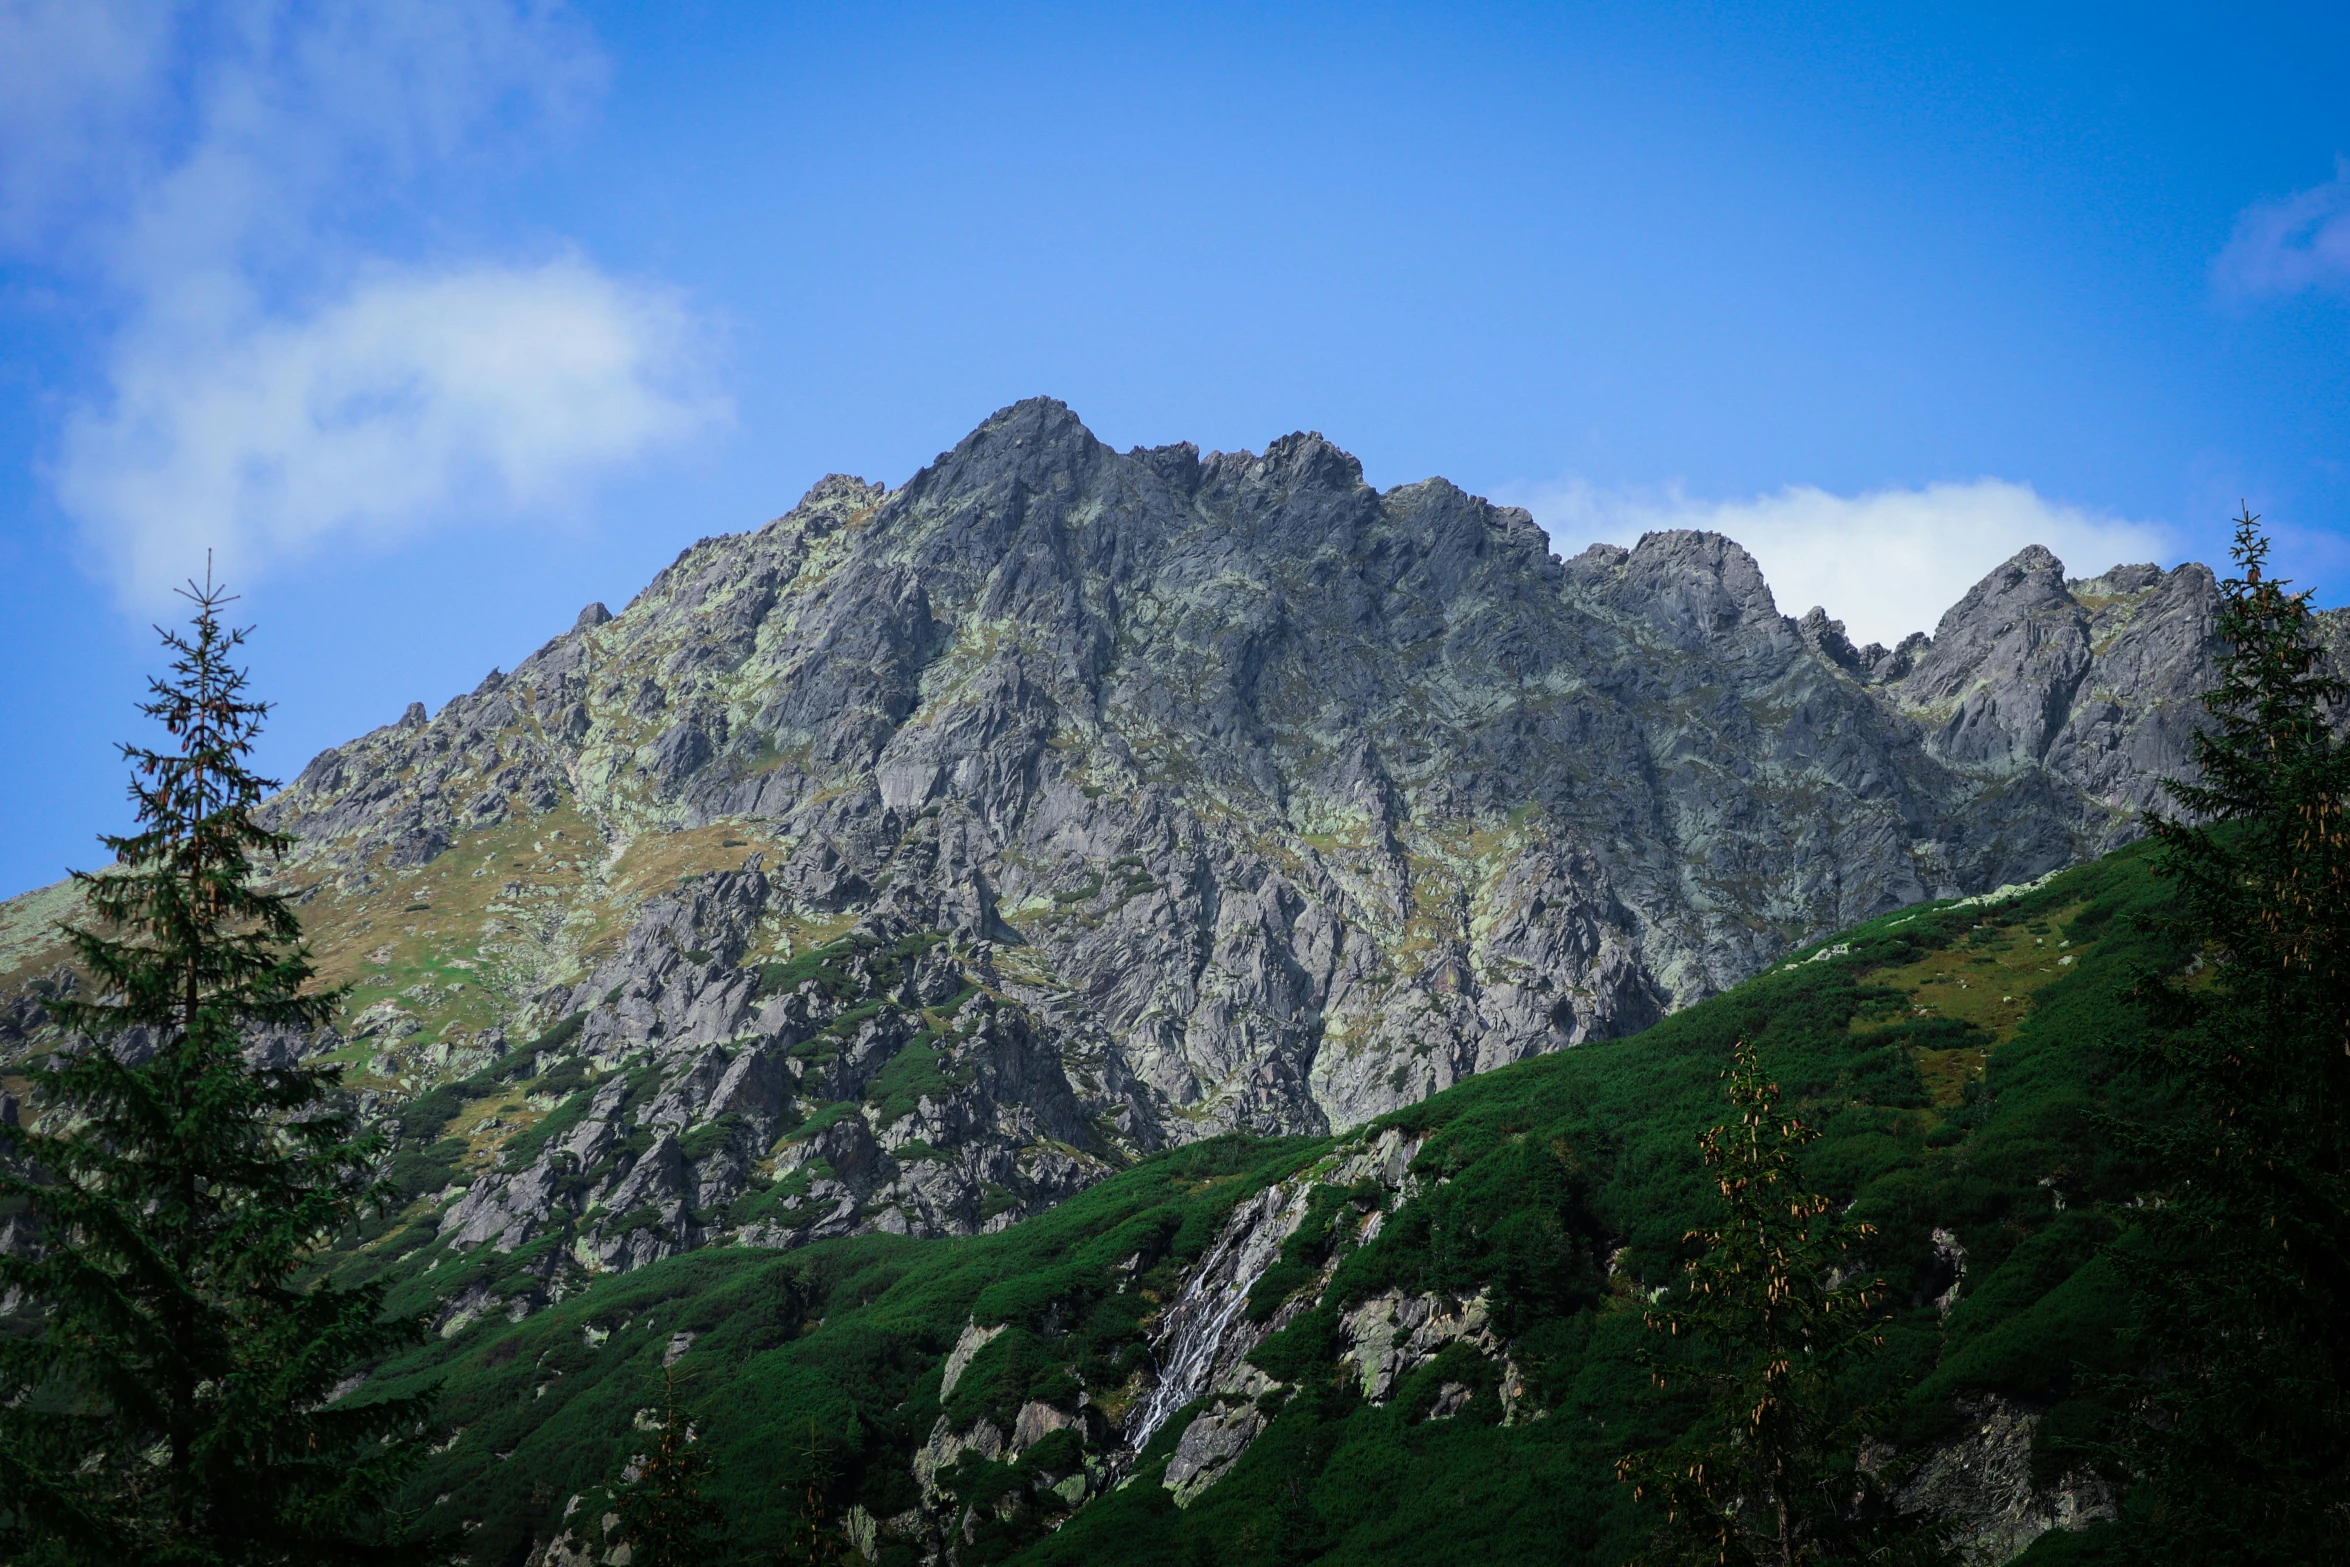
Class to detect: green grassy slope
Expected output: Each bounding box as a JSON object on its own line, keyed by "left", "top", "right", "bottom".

{"left": 371, "top": 841, "right": 2180, "bottom": 1565}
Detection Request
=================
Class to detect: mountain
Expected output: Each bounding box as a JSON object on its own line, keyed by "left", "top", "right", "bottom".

{"left": 0, "top": 399, "right": 2275, "bottom": 1295}
{"left": 370, "top": 833, "right": 2178, "bottom": 1567}
{"left": 10, "top": 398, "right": 2346, "bottom": 1563}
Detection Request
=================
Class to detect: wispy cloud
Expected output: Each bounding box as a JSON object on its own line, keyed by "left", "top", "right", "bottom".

{"left": 0, "top": 1, "right": 726, "bottom": 607}
{"left": 2213, "top": 156, "right": 2350, "bottom": 299}
{"left": 0, "top": 0, "right": 174, "bottom": 250}
{"left": 58, "top": 258, "right": 723, "bottom": 604}
{"left": 1503, "top": 477, "right": 2175, "bottom": 649}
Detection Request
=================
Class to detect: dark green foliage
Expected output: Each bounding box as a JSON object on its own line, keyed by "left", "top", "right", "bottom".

{"left": 493, "top": 1087, "right": 594, "bottom": 1169}
{"left": 528, "top": 1011, "right": 587, "bottom": 1057}
{"left": 0, "top": 581, "right": 433, "bottom": 1564}
{"left": 757, "top": 940, "right": 866, "bottom": 1002}
{"left": 888, "top": 931, "right": 945, "bottom": 962}
{"left": 384, "top": 1137, "right": 470, "bottom": 1205}
{"left": 819, "top": 1000, "right": 886, "bottom": 1040}
{"left": 866, "top": 1032, "right": 950, "bottom": 1125}
{"left": 364, "top": 1136, "right": 1314, "bottom": 1565}
{"left": 607, "top": 1369, "right": 725, "bottom": 1566}
{"left": 678, "top": 1117, "right": 738, "bottom": 1164}
{"left": 1245, "top": 1183, "right": 1356, "bottom": 1322}
{"left": 792, "top": 1101, "right": 859, "bottom": 1140}
{"left": 393, "top": 1081, "right": 473, "bottom": 1144}
{"left": 534, "top": 1055, "right": 592, "bottom": 1096}
{"left": 1614, "top": 1041, "right": 1948, "bottom": 1566}
{"left": 2118, "top": 509, "right": 2350, "bottom": 1561}
{"left": 1840, "top": 1042, "right": 1932, "bottom": 1108}
{"left": 779, "top": 1415, "right": 851, "bottom": 1564}
{"left": 1031, "top": 858, "right": 2177, "bottom": 1567}
{"left": 940, "top": 1328, "right": 1058, "bottom": 1435}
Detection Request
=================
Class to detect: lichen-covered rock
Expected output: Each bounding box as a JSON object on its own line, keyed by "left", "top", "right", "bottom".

{"left": 1337, "top": 1288, "right": 1505, "bottom": 1403}
{"left": 1894, "top": 1395, "right": 2115, "bottom": 1564}
{"left": 939, "top": 1320, "right": 1007, "bottom": 1403}
{"left": 912, "top": 1414, "right": 1006, "bottom": 1508}
{"left": 1164, "top": 1405, "right": 1266, "bottom": 1507}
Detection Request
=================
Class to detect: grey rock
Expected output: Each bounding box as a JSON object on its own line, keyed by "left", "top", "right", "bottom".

{"left": 939, "top": 1322, "right": 1006, "bottom": 1403}
{"left": 1897, "top": 545, "right": 2091, "bottom": 774}
{"left": 1337, "top": 1287, "right": 1504, "bottom": 1403}
{"left": 913, "top": 1414, "right": 1006, "bottom": 1508}
{"left": 1894, "top": 1395, "right": 2115, "bottom": 1564}
{"left": 1011, "top": 1399, "right": 1077, "bottom": 1453}
{"left": 1164, "top": 1405, "right": 1265, "bottom": 1507}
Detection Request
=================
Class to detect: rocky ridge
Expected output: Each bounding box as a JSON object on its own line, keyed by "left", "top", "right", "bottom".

{"left": 4, "top": 397, "right": 2341, "bottom": 1295}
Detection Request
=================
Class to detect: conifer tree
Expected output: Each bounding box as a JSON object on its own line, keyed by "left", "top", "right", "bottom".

{"left": 2125, "top": 507, "right": 2350, "bottom": 1561}
{"left": 780, "top": 1416, "right": 845, "bottom": 1565}
{"left": 609, "top": 1367, "right": 724, "bottom": 1567}
{"left": 0, "top": 572, "right": 432, "bottom": 1565}
{"left": 1617, "top": 1041, "right": 1946, "bottom": 1567}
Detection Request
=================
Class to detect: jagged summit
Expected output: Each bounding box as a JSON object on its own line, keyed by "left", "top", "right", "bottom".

{"left": 2, "top": 399, "right": 2298, "bottom": 1287}
{"left": 244, "top": 399, "right": 2218, "bottom": 1096}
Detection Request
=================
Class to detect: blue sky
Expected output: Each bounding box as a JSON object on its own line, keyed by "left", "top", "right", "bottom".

{"left": 2, "top": 1, "right": 2347, "bottom": 898}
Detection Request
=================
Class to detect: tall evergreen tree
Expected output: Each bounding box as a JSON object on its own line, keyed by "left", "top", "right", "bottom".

{"left": 0, "top": 574, "right": 432, "bottom": 1565}
{"left": 609, "top": 1368, "right": 724, "bottom": 1567}
{"left": 779, "top": 1417, "right": 846, "bottom": 1566}
{"left": 2124, "top": 508, "right": 2350, "bottom": 1561}
{"left": 1617, "top": 1041, "right": 1947, "bottom": 1567}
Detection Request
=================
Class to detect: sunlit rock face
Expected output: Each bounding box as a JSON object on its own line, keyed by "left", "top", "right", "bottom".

{"left": 11, "top": 396, "right": 2288, "bottom": 1280}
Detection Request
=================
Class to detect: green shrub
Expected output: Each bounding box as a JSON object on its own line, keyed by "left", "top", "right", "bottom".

{"left": 385, "top": 1137, "right": 470, "bottom": 1203}
{"left": 679, "top": 1118, "right": 737, "bottom": 1163}
{"left": 867, "top": 1033, "right": 948, "bottom": 1125}
{"left": 789, "top": 1102, "right": 859, "bottom": 1142}
{"left": 756, "top": 938, "right": 865, "bottom": 1000}
{"left": 535, "top": 1057, "right": 591, "bottom": 1097}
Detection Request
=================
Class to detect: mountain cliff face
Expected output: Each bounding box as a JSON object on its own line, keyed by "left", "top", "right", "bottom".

{"left": 0, "top": 399, "right": 2282, "bottom": 1289}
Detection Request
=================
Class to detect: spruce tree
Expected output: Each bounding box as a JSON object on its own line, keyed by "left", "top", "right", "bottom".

{"left": 780, "top": 1416, "right": 845, "bottom": 1565}
{"left": 2124, "top": 508, "right": 2350, "bottom": 1561}
{"left": 609, "top": 1367, "right": 724, "bottom": 1567}
{"left": 1617, "top": 1041, "right": 1947, "bottom": 1567}
{"left": 0, "top": 574, "right": 432, "bottom": 1565}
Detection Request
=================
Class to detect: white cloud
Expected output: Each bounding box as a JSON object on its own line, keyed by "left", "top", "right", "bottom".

{"left": 0, "top": 0, "right": 720, "bottom": 607}
{"left": 0, "top": 0, "right": 174, "bottom": 248}
{"left": 1506, "top": 477, "right": 2176, "bottom": 649}
{"left": 58, "top": 258, "right": 724, "bottom": 603}
{"left": 2213, "top": 157, "right": 2350, "bottom": 299}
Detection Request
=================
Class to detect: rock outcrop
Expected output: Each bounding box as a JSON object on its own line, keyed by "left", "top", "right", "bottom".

{"left": 1894, "top": 1395, "right": 2116, "bottom": 1564}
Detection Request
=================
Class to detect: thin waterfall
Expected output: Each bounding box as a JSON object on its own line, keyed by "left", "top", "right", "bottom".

{"left": 1115, "top": 1130, "right": 1420, "bottom": 1476}
{"left": 1122, "top": 1185, "right": 1297, "bottom": 1460}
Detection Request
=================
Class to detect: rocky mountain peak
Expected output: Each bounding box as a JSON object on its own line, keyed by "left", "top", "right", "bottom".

{"left": 4, "top": 398, "right": 2301, "bottom": 1290}
{"left": 2069, "top": 561, "right": 2165, "bottom": 598}
{"left": 1886, "top": 546, "right": 2224, "bottom": 802}
{"left": 1254, "top": 429, "right": 1367, "bottom": 492}
{"left": 1568, "top": 528, "right": 1787, "bottom": 653}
